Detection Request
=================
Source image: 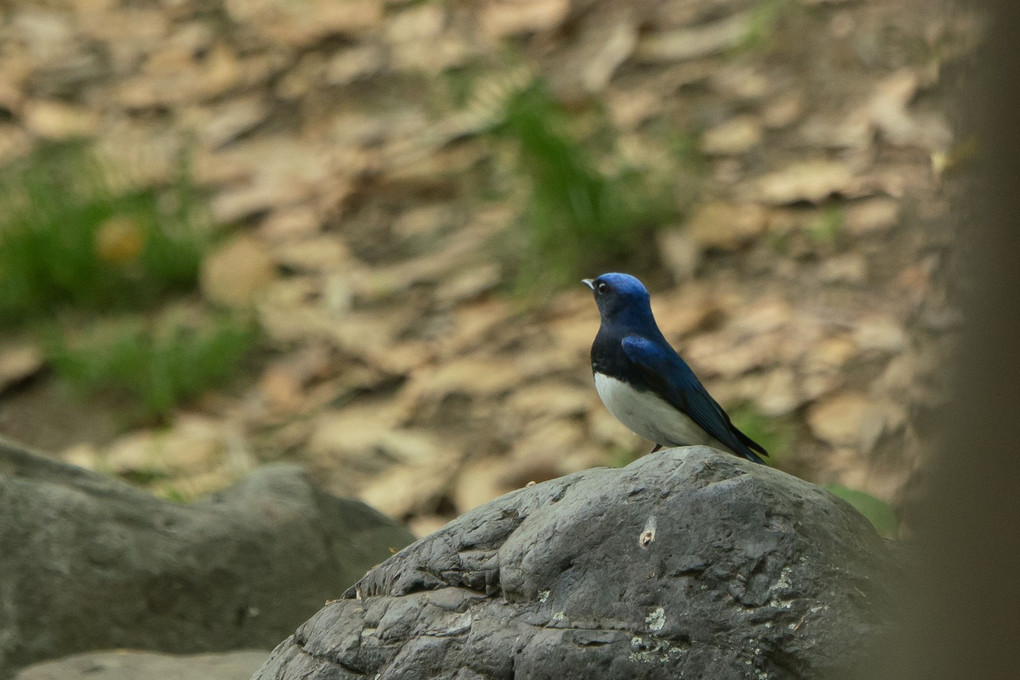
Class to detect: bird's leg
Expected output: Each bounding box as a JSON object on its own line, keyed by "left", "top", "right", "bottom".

{"left": 648, "top": 444, "right": 662, "bottom": 454}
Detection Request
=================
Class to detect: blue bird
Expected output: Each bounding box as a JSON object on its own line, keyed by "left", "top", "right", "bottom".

{"left": 583, "top": 272, "right": 767, "bottom": 464}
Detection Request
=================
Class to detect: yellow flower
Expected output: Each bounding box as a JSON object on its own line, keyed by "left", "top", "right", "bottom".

{"left": 94, "top": 216, "right": 145, "bottom": 264}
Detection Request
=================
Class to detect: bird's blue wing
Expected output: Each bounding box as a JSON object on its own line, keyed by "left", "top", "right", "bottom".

{"left": 621, "top": 335, "right": 767, "bottom": 463}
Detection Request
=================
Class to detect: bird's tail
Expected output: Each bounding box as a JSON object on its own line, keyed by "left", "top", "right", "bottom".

{"left": 735, "top": 431, "right": 768, "bottom": 465}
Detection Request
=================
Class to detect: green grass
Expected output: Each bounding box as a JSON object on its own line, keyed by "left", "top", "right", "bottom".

{"left": 806, "top": 205, "right": 844, "bottom": 244}
{"left": 606, "top": 445, "right": 642, "bottom": 468}
{"left": 157, "top": 485, "right": 195, "bottom": 504}
{"left": 0, "top": 139, "right": 248, "bottom": 421}
{"left": 668, "top": 128, "right": 708, "bottom": 177}
{"left": 730, "top": 403, "right": 798, "bottom": 464}
{"left": 826, "top": 484, "right": 898, "bottom": 537}
{"left": 737, "top": 0, "right": 800, "bottom": 54}
{"left": 45, "top": 312, "right": 257, "bottom": 423}
{"left": 496, "top": 81, "right": 675, "bottom": 290}
{"left": 0, "top": 140, "right": 208, "bottom": 323}
{"left": 765, "top": 228, "right": 792, "bottom": 255}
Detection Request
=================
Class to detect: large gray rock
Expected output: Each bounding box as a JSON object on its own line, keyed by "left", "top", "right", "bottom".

{"left": 255, "top": 447, "right": 897, "bottom": 680}
{"left": 0, "top": 438, "right": 414, "bottom": 678}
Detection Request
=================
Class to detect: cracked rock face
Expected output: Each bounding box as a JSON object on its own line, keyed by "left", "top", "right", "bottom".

{"left": 254, "top": 447, "right": 896, "bottom": 679}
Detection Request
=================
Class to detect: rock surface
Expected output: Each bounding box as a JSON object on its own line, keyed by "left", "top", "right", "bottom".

{"left": 255, "top": 447, "right": 896, "bottom": 680}
{"left": 0, "top": 438, "right": 414, "bottom": 678}
{"left": 14, "top": 649, "right": 268, "bottom": 680}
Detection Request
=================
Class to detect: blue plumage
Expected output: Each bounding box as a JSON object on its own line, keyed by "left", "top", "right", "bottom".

{"left": 583, "top": 273, "right": 767, "bottom": 464}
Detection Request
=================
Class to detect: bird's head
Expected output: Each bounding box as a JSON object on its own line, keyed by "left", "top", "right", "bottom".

{"left": 582, "top": 272, "right": 654, "bottom": 325}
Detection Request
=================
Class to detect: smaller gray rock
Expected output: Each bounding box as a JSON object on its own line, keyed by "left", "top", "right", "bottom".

{"left": 14, "top": 649, "right": 269, "bottom": 680}
{"left": 0, "top": 438, "right": 414, "bottom": 677}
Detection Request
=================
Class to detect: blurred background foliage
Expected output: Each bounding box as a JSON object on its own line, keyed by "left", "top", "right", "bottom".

{"left": 497, "top": 80, "right": 676, "bottom": 290}
{"left": 0, "top": 0, "right": 966, "bottom": 539}
{"left": 0, "top": 141, "right": 207, "bottom": 320}
{"left": 0, "top": 140, "right": 258, "bottom": 424}
{"left": 44, "top": 311, "right": 257, "bottom": 424}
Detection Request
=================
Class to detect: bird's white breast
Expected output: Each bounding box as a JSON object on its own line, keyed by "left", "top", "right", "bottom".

{"left": 594, "top": 373, "right": 727, "bottom": 450}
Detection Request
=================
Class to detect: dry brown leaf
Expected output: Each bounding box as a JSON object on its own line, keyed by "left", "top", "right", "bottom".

{"left": 806, "top": 391, "right": 876, "bottom": 448}
{"left": 22, "top": 100, "right": 99, "bottom": 139}
{"left": 200, "top": 235, "right": 277, "bottom": 308}
{"left": 844, "top": 197, "right": 901, "bottom": 235}
{"left": 0, "top": 345, "right": 44, "bottom": 394}
{"left": 685, "top": 201, "right": 767, "bottom": 250}
{"left": 636, "top": 13, "right": 751, "bottom": 63}
{"left": 479, "top": 0, "right": 571, "bottom": 39}
{"left": 753, "top": 160, "right": 860, "bottom": 205}
{"left": 700, "top": 115, "right": 763, "bottom": 156}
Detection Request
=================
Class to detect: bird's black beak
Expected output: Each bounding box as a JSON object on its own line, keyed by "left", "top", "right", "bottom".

{"left": 582, "top": 279, "right": 595, "bottom": 291}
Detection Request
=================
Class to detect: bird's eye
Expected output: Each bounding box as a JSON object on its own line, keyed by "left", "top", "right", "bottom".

{"left": 596, "top": 282, "right": 608, "bottom": 294}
